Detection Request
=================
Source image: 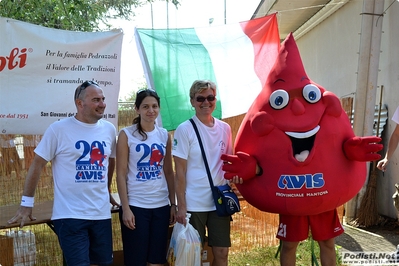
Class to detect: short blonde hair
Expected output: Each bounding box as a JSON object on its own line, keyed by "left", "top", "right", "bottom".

{"left": 189, "top": 80, "right": 216, "bottom": 99}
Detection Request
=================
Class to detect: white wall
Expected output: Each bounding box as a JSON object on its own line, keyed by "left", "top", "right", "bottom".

{"left": 295, "top": 0, "right": 399, "bottom": 219}
{"left": 296, "top": 0, "right": 362, "bottom": 98}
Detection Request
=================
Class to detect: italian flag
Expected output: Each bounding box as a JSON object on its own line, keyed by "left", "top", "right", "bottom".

{"left": 135, "top": 13, "right": 280, "bottom": 131}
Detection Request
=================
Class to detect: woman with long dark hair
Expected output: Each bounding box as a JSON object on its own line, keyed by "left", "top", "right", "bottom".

{"left": 116, "top": 89, "right": 176, "bottom": 266}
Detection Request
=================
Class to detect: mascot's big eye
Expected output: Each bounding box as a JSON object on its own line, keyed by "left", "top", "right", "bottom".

{"left": 269, "top": 90, "right": 289, "bottom": 109}
{"left": 303, "top": 84, "right": 321, "bottom": 103}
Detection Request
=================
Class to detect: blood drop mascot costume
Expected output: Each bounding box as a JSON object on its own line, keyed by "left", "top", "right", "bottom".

{"left": 221, "top": 33, "right": 383, "bottom": 216}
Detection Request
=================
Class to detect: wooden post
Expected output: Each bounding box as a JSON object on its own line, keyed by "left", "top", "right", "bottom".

{"left": 346, "top": 0, "right": 384, "bottom": 222}
{"left": 0, "top": 235, "right": 14, "bottom": 266}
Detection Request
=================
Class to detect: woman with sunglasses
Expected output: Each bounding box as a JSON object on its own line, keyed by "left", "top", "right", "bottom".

{"left": 172, "top": 80, "right": 233, "bottom": 266}
{"left": 116, "top": 89, "right": 176, "bottom": 266}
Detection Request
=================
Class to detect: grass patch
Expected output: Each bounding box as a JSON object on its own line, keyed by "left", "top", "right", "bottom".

{"left": 229, "top": 238, "right": 343, "bottom": 266}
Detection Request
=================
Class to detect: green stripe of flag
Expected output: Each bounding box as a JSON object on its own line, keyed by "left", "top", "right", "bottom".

{"left": 136, "top": 28, "right": 221, "bottom": 130}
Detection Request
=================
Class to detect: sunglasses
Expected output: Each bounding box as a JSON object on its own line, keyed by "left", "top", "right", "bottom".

{"left": 196, "top": 95, "right": 216, "bottom": 102}
{"left": 136, "top": 88, "right": 157, "bottom": 95}
{"left": 74, "top": 80, "right": 99, "bottom": 100}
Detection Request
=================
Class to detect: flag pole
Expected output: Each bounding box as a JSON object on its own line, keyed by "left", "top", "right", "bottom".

{"left": 224, "top": 0, "right": 226, "bottom": 24}
{"left": 150, "top": 3, "right": 154, "bottom": 29}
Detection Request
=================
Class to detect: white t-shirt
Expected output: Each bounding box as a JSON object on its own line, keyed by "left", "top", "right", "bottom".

{"left": 392, "top": 106, "right": 399, "bottom": 124}
{"left": 122, "top": 124, "right": 170, "bottom": 208}
{"left": 172, "top": 116, "right": 232, "bottom": 212}
{"left": 35, "top": 117, "right": 116, "bottom": 220}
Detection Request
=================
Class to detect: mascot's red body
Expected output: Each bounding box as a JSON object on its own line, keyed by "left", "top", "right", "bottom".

{"left": 222, "top": 33, "right": 382, "bottom": 216}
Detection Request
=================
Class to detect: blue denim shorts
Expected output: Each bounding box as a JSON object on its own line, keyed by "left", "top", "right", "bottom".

{"left": 52, "top": 218, "right": 113, "bottom": 266}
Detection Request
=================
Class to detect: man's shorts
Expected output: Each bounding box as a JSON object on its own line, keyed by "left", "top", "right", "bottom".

{"left": 276, "top": 209, "right": 344, "bottom": 242}
{"left": 52, "top": 218, "right": 113, "bottom": 266}
{"left": 189, "top": 211, "right": 231, "bottom": 247}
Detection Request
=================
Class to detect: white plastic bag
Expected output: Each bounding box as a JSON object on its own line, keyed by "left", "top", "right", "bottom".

{"left": 166, "top": 214, "right": 201, "bottom": 266}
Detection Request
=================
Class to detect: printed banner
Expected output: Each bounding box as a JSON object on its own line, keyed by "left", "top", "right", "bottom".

{"left": 135, "top": 13, "right": 280, "bottom": 131}
{"left": 0, "top": 17, "right": 123, "bottom": 134}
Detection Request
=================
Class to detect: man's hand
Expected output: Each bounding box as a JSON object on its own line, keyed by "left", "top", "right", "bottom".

{"left": 8, "top": 206, "right": 36, "bottom": 228}
{"left": 221, "top": 151, "right": 258, "bottom": 181}
{"left": 377, "top": 158, "right": 388, "bottom": 171}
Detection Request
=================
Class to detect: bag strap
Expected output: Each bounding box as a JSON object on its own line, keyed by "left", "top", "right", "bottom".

{"left": 189, "top": 118, "right": 215, "bottom": 188}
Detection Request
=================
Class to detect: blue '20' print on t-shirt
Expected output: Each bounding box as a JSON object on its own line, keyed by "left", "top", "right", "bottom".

{"left": 136, "top": 143, "right": 165, "bottom": 181}
{"left": 75, "top": 140, "right": 108, "bottom": 182}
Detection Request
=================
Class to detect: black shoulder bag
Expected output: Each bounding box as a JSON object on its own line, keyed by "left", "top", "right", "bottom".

{"left": 189, "top": 118, "right": 240, "bottom": 216}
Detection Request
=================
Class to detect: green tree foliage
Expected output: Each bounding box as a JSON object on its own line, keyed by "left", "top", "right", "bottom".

{"left": 0, "top": 0, "right": 180, "bottom": 31}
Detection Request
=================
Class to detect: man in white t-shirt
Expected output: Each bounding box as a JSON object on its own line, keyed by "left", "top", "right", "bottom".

{"left": 378, "top": 106, "right": 399, "bottom": 172}
{"left": 8, "top": 80, "right": 117, "bottom": 266}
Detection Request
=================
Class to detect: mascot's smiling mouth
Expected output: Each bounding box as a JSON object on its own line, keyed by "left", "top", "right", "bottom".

{"left": 285, "top": 125, "right": 320, "bottom": 162}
